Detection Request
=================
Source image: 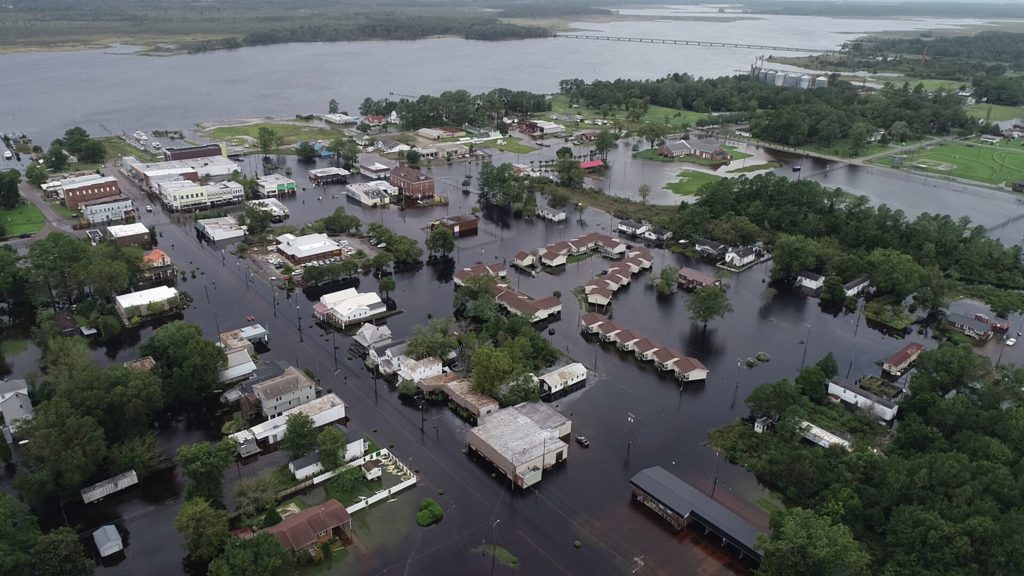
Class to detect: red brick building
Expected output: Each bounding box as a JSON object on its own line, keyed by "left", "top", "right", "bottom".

{"left": 61, "top": 175, "right": 121, "bottom": 210}
{"left": 388, "top": 165, "right": 435, "bottom": 201}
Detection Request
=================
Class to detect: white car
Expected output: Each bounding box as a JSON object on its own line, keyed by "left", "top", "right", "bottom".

{"left": 145, "top": 205, "right": 153, "bottom": 212}
{"left": 1007, "top": 338, "right": 1017, "bottom": 347}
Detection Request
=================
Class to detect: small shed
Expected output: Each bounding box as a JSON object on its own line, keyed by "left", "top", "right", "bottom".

{"left": 93, "top": 525, "right": 123, "bottom": 557}
{"left": 362, "top": 460, "right": 382, "bottom": 481}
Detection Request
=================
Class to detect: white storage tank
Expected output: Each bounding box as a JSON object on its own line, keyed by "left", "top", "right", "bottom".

{"left": 814, "top": 76, "right": 829, "bottom": 89}
{"left": 765, "top": 70, "right": 777, "bottom": 86}
{"left": 799, "top": 74, "right": 813, "bottom": 89}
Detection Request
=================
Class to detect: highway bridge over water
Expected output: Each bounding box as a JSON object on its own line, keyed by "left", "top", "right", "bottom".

{"left": 554, "top": 33, "right": 837, "bottom": 54}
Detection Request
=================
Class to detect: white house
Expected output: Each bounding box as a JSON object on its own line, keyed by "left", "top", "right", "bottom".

{"left": 724, "top": 246, "right": 759, "bottom": 268}
{"left": 313, "top": 288, "right": 387, "bottom": 327}
{"left": 795, "top": 271, "right": 825, "bottom": 292}
{"left": 642, "top": 227, "right": 673, "bottom": 243}
{"left": 346, "top": 181, "right": 397, "bottom": 207}
{"left": 353, "top": 324, "right": 392, "bottom": 351}
{"left": 537, "top": 363, "right": 587, "bottom": 397}
{"left": 843, "top": 276, "right": 871, "bottom": 297}
{"left": 288, "top": 438, "right": 368, "bottom": 480}
{"left": 671, "top": 356, "right": 709, "bottom": 382}
{"left": 230, "top": 394, "right": 347, "bottom": 456}
{"left": 586, "top": 285, "right": 614, "bottom": 307}
{"left": 617, "top": 220, "right": 650, "bottom": 237}
{"left": 219, "top": 348, "right": 258, "bottom": 384}
{"left": 513, "top": 251, "right": 536, "bottom": 270}
{"left": 0, "top": 379, "right": 33, "bottom": 438}
{"left": 396, "top": 356, "right": 443, "bottom": 383}
{"left": 827, "top": 378, "right": 899, "bottom": 422}
{"left": 253, "top": 366, "right": 317, "bottom": 419}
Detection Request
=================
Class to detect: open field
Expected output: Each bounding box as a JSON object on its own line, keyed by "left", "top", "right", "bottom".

{"left": 967, "top": 104, "right": 1023, "bottom": 123}
{"left": 201, "top": 121, "right": 346, "bottom": 148}
{"left": 799, "top": 140, "right": 891, "bottom": 159}
{"left": 97, "top": 136, "right": 160, "bottom": 162}
{"left": 0, "top": 202, "right": 45, "bottom": 237}
{"left": 729, "top": 161, "right": 782, "bottom": 173}
{"left": 544, "top": 95, "right": 710, "bottom": 131}
{"left": 872, "top": 142, "right": 1024, "bottom": 187}
{"left": 478, "top": 137, "right": 536, "bottom": 154}
{"left": 664, "top": 170, "right": 721, "bottom": 196}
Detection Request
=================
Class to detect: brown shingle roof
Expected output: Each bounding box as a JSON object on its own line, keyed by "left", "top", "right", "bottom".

{"left": 265, "top": 499, "right": 350, "bottom": 552}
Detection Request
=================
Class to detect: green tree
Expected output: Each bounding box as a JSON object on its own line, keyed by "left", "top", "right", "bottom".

{"left": 637, "top": 123, "right": 667, "bottom": 149}
{"left": 328, "top": 98, "right": 339, "bottom": 114}
{"left": 865, "top": 248, "right": 923, "bottom": 301}
{"left": 295, "top": 141, "right": 317, "bottom": 162}
{"left": 795, "top": 366, "right": 827, "bottom": 402}
{"left": 283, "top": 413, "right": 317, "bottom": 459}
{"left": 0, "top": 493, "right": 40, "bottom": 576}
{"left": 32, "top": 527, "right": 94, "bottom": 576}
{"left": 816, "top": 352, "right": 839, "bottom": 379}
{"left": 888, "top": 120, "right": 911, "bottom": 144}
{"left": 425, "top": 225, "right": 455, "bottom": 257}
{"left": 0, "top": 169, "right": 22, "bottom": 210}
{"left": 174, "top": 498, "right": 229, "bottom": 564}
{"left": 208, "top": 532, "right": 292, "bottom": 576}
{"left": 407, "top": 318, "right": 457, "bottom": 360}
{"left": 638, "top": 183, "right": 651, "bottom": 205}
{"left": 397, "top": 379, "right": 418, "bottom": 399}
{"left": 177, "top": 440, "right": 237, "bottom": 504}
{"left": 108, "top": 432, "right": 164, "bottom": 479}
{"left": 593, "top": 129, "right": 617, "bottom": 160}
{"left": 327, "top": 137, "right": 359, "bottom": 169}
{"left": 686, "top": 285, "right": 732, "bottom": 329}
{"left": 820, "top": 276, "right": 846, "bottom": 306}
{"left": 62, "top": 127, "right": 90, "bottom": 153}
{"left": 655, "top": 265, "right": 678, "bottom": 296}
{"left": 45, "top": 143, "right": 67, "bottom": 170}
{"left": 406, "top": 149, "right": 421, "bottom": 167}
{"left": 317, "top": 426, "right": 347, "bottom": 471}
{"left": 471, "top": 345, "right": 517, "bottom": 397}
{"left": 322, "top": 207, "right": 360, "bottom": 234}
{"left": 14, "top": 398, "right": 108, "bottom": 504}
{"left": 848, "top": 122, "right": 871, "bottom": 156}
{"left": 140, "top": 321, "right": 227, "bottom": 404}
{"left": 77, "top": 139, "right": 106, "bottom": 164}
{"left": 256, "top": 127, "right": 282, "bottom": 159}
{"left": 757, "top": 508, "right": 870, "bottom": 576}
{"left": 555, "top": 155, "right": 584, "bottom": 189}
{"left": 241, "top": 204, "right": 273, "bottom": 238}
{"left": 25, "top": 162, "right": 48, "bottom": 186}
{"left": 379, "top": 275, "right": 396, "bottom": 300}
{"left": 234, "top": 474, "right": 281, "bottom": 517}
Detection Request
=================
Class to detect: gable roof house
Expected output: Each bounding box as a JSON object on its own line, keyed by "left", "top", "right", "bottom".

{"left": 253, "top": 366, "right": 317, "bottom": 419}
{"left": 0, "top": 379, "right": 33, "bottom": 437}
{"left": 724, "top": 246, "right": 759, "bottom": 268}
{"left": 945, "top": 312, "right": 993, "bottom": 340}
{"left": 265, "top": 499, "right": 352, "bottom": 554}
{"left": 795, "top": 271, "right": 825, "bottom": 292}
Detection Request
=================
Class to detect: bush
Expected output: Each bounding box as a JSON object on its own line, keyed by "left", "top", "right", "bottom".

{"left": 745, "top": 357, "right": 760, "bottom": 367}
{"left": 416, "top": 498, "right": 444, "bottom": 527}
{"left": 262, "top": 508, "right": 282, "bottom": 527}
{"left": 755, "top": 352, "right": 771, "bottom": 362}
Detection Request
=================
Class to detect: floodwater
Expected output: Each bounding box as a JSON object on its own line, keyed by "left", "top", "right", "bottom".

{"left": 2, "top": 152, "right": 1009, "bottom": 576}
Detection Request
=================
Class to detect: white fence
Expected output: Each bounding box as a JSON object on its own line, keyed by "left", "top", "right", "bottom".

{"left": 311, "top": 448, "right": 418, "bottom": 514}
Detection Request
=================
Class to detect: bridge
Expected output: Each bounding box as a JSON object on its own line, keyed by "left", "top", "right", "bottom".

{"left": 554, "top": 33, "right": 835, "bottom": 54}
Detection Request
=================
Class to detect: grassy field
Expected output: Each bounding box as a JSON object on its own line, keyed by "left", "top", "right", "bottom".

{"left": 0, "top": 339, "right": 29, "bottom": 355}
{"left": 0, "top": 203, "right": 45, "bottom": 237}
{"left": 203, "top": 121, "right": 345, "bottom": 147}
{"left": 873, "top": 142, "right": 1024, "bottom": 187}
{"left": 544, "top": 95, "right": 709, "bottom": 131}
{"left": 729, "top": 161, "right": 782, "bottom": 173}
{"left": 799, "top": 140, "right": 891, "bottom": 159}
{"left": 967, "top": 103, "right": 1023, "bottom": 123}
{"left": 97, "top": 136, "right": 160, "bottom": 162}
{"left": 664, "top": 170, "right": 722, "bottom": 196}
{"left": 478, "top": 137, "right": 536, "bottom": 154}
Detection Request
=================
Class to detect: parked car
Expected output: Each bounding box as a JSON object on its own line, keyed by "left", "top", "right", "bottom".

{"left": 575, "top": 435, "right": 590, "bottom": 448}
{"left": 145, "top": 205, "right": 153, "bottom": 212}
{"left": 1008, "top": 338, "right": 1017, "bottom": 347}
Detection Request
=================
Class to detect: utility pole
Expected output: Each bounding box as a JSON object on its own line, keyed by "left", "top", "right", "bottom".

{"left": 710, "top": 451, "right": 721, "bottom": 499}
{"left": 626, "top": 412, "right": 635, "bottom": 453}
{"left": 490, "top": 519, "right": 501, "bottom": 576}
{"left": 799, "top": 323, "right": 811, "bottom": 370}
{"left": 297, "top": 304, "right": 303, "bottom": 343}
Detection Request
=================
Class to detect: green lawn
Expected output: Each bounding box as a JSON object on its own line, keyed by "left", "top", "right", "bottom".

{"left": 873, "top": 142, "right": 1024, "bottom": 187}
{"left": 544, "top": 94, "right": 710, "bottom": 131}
{"left": 967, "top": 103, "right": 1023, "bottom": 122}
{"left": 0, "top": 202, "right": 44, "bottom": 237}
{"left": 633, "top": 148, "right": 674, "bottom": 162}
{"left": 0, "top": 339, "right": 29, "bottom": 355}
{"left": 663, "top": 170, "right": 722, "bottom": 196}
{"left": 799, "top": 140, "right": 891, "bottom": 159}
{"left": 478, "top": 137, "right": 536, "bottom": 154}
{"left": 51, "top": 202, "right": 77, "bottom": 219}
{"left": 635, "top": 145, "right": 751, "bottom": 166}
{"left": 97, "top": 136, "right": 160, "bottom": 162}
{"left": 203, "top": 121, "right": 346, "bottom": 147}
{"left": 729, "top": 161, "right": 782, "bottom": 173}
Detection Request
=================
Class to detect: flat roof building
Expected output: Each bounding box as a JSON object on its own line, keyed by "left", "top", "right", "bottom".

{"left": 106, "top": 222, "right": 151, "bottom": 247}
{"left": 114, "top": 286, "right": 180, "bottom": 325}
{"left": 346, "top": 181, "right": 396, "bottom": 207}
{"left": 630, "top": 466, "right": 762, "bottom": 565}
{"left": 466, "top": 402, "right": 570, "bottom": 488}
{"left": 247, "top": 198, "right": 289, "bottom": 221}
{"left": 196, "top": 216, "right": 246, "bottom": 242}
{"left": 308, "top": 167, "right": 351, "bottom": 185}
{"left": 276, "top": 233, "right": 343, "bottom": 265}
{"left": 79, "top": 195, "right": 135, "bottom": 225}
{"left": 162, "top": 143, "right": 224, "bottom": 161}
{"left": 60, "top": 174, "right": 121, "bottom": 210}
{"left": 257, "top": 174, "right": 296, "bottom": 197}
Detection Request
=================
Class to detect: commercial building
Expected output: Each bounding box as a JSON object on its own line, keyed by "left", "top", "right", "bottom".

{"left": 519, "top": 120, "right": 565, "bottom": 138}
{"left": 205, "top": 180, "right": 245, "bottom": 206}
{"left": 114, "top": 286, "right": 180, "bottom": 325}
{"left": 388, "top": 165, "right": 435, "bottom": 200}
{"left": 123, "top": 156, "right": 239, "bottom": 190}
{"left": 253, "top": 366, "right": 317, "bottom": 419}
{"left": 230, "top": 393, "right": 347, "bottom": 456}
{"left": 247, "top": 198, "right": 289, "bottom": 221}
{"left": 308, "top": 167, "right": 351, "bottom": 186}
{"left": 466, "top": 402, "right": 571, "bottom": 488}
{"left": 312, "top": 288, "right": 387, "bottom": 327}
{"left": 436, "top": 214, "right": 478, "bottom": 237}
{"left": 358, "top": 156, "right": 395, "bottom": 180}
{"left": 346, "top": 181, "right": 396, "bottom": 207}
{"left": 162, "top": 143, "right": 224, "bottom": 161}
{"left": 257, "top": 174, "right": 297, "bottom": 197}
{"left": 105, "top": 222, "right": 151, "bottom": 247}
{"left": 276, "top": 233, "right": 344, "bottom": 265}
{"left": 630, "top": 466, "right": 762, "bottom": 566}
{"left": 157, "top": 179, "right": 208, "bottom": 211}
{"left": 79, "top": 195, "right": 136, "bottom": 225}
{"left": 195, "top": 216, "right": 246, "bottom": 242}
{"left": 60, "top": 175, "right": 121, "bottom": 210}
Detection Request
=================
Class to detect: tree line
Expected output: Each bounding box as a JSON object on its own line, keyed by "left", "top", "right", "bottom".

{"left": 717, "top": 344, "right": 1024, "bottom": 576}
{"left": 359, "top": 88, "right": 550, "bottom": 132}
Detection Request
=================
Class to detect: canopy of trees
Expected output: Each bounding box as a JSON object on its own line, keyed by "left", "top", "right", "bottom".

{"left": 0, "top": 494, "right": 94, "bottom": 576}
{"left": 141, "top": 321, "right": 227, "bottom": 404}
{"left": 360, "top": 87, "right": 549, "bottom": 132}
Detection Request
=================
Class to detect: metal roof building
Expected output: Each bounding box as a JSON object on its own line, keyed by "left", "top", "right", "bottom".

{"left": 630, "top": 466, "right": 763, "bottom": 565}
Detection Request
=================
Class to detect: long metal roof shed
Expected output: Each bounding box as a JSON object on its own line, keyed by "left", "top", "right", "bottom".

{"left": 630, "top": 466, "right": 763, "bottom": 564}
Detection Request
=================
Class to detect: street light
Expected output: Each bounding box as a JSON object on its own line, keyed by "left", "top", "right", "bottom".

{"left": 297, "top": 304, "right": 303, "bottom": 343}
{"left": 626, "top": 412, "right": 635, "bottom": 452}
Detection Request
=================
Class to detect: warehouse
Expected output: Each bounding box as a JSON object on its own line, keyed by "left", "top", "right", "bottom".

{"left": 466, "top": 402, "right": 571, "bottom": 488}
